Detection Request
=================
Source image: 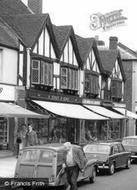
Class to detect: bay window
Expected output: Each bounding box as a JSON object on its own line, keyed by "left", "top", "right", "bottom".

{"left": 31, "top": 59, "right": 53, "bottom": 87}
{"left": 111, "top": 79, "right": 122, "bottom": 101}
{"left": 85, "top": 72, "right": 99, "bottom": 98}
{"left": 61, "top": 67, "right": 78, "bottom": 92}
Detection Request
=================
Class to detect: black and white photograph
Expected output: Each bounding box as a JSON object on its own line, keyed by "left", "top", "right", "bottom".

{"left": 0, "top": 0, "right": 137, "bottom": 190}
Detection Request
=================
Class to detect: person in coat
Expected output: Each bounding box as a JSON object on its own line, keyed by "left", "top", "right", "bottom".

{"left": 26, "top": 124, "right": 38, "bottom": 146}
{"left": 63, "top": 142, "right": 87, "bottom": 190}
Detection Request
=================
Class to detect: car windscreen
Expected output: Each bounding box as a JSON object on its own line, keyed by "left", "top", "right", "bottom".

{"left": 21, "top": 150, "right": 38, "bottom": 162}
{"left": 39, "top": 150, "right": 54, "bottom": 164}
{"left": 84, "top": 144, "right": 110, "bottom": 154}
{"left": 122, "top": 138, "right": 137, "bottom": 146}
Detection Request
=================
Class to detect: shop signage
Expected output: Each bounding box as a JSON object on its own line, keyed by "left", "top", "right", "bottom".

{"left": 0, "top": 84, "right": 15, "bottom": 101}
{"left": 82, "top": 99, "right": 100, "bottom": 105}
{"left": 113, "top": 102, "right": 126, "bottom": 108}
{"left": 27, "top": 89, "right": 82, "bottom": 104}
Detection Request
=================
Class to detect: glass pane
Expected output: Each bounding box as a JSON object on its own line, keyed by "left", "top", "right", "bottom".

{"left": 39, "top": 151, "right": 53, "bottom": 163}
{"left": 84, "top": 144, "right": 110, "bottom": 154}
{"left": 21, "top": 150, "right": 38, "bottom": 162}
{"left": 48, "top": 64, "right": 53, "bottom": 86}
{"left": 61, "top": 68, "right": 68, "bottom": 88}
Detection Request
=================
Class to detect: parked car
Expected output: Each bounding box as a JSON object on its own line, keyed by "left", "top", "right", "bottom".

{"left": 14, "top": 143, "right": 97, "bottom": 189}
{"left": 122, "top": 136, "right": 137, "bottom": 162}
{"left": 83, "top": 142, "right": 131, "bottom": 175}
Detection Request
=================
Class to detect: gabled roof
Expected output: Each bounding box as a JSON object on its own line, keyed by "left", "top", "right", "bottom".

{"left": 99, "top": 49, "right": 126, "bottom": 81}
{"left": 0, "top": 24, "right": 18, "bottom": 49}
{"left": 52, "top": 25, "right": 82, "bottom": 65}
{"left": 52, "top": 25, "right": 72, "bottom": 53}
{"left": 75, "top": 35, "right": 94, "bottom": 63}
{"left": 0, "top": 0, "right": 31, "bottom": 15}
{"left": 118, "top": 42, "right": 137, "bottom": 60}
{"left": 1, "top": 14, "right": 49, "bottom": 48}
{"left": 75, "top": 35, "right": 104, "bottom": 72}
{"left": 99, "top": 49, "right": 118, "bottom": 73}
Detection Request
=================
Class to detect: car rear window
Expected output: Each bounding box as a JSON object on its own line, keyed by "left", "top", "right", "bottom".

{"left": 122, "top": 138, "right": 137, "bottom": 145}
{"left": 21, "top": 150, "right": 38, "bottom": 162}
{"left": 39, "top": 150, "right": 54, "bottom": 163}
{"left": 84, "top": 144, "right": 110, "bottom": 154}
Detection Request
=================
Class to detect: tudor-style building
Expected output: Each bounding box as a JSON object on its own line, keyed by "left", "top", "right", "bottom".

{"left": 0, "top": 0, "right": 131, "bottom": 150}
{"left": 0, "top": 0, "right": 46, "bottom": 152}
{"left": 75, "top": 35, "right": 125, "bottom": 141}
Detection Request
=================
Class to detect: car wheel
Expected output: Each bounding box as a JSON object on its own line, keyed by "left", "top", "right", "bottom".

{"left": 89, "top": 166, "right": 96, "bottom": 183}
{"left": 126, "top": 158, "right": 131, "bottom": 169}
{"left": 109, "top": 163, "right": 115, "bottom": 175}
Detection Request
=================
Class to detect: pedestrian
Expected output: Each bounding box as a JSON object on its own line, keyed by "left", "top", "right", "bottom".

{"left": 63, "top": 142, "right": 87, "bottom": 190}
{"left": 26, "top": 124, "right": 38, "bottom": 146}
{"left": 19, "top": 124, "right": 28, "bottom": 149}
{"left": 16, "top": 134, "right": 22, "bottom": 158}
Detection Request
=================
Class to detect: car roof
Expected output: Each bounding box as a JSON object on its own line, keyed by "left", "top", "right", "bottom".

{"left": 85, "top": 141, "right": 121, "bottom": 147}
{"left": 22, "top": 143, "right": 80, "bottom": 152}
{"left": 123, "top": 136, "right": 137, "bottom": 139}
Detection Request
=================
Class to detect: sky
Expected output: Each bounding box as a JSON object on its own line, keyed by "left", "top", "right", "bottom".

{"left": 40, "top": 0, "right": 137, "bottom": 51}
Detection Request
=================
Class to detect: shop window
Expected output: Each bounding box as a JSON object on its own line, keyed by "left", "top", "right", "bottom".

{"left": 0, "top": 118, "right": 8, "bottom": 150}
{"left": 28, "top": 118, "right": 49, "bottom": 144}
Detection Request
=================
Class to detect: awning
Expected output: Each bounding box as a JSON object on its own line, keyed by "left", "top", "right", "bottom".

{"left": 114, "top": 107, "right": 137, "bottom": 119}
{"left": 84, "top": 105, "right": 125, "bottom": 119}
{"left": 0, "top": 102, "right": 49, "bottom": 118}
{"left": 33, "top": 101, "right": 108, "bottom": 120}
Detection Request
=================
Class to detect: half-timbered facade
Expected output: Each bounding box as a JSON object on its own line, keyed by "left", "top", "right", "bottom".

{"left": 99, "top": 48, "right": 125, "bottom": 102}
{"left": 0, "top": 0, "right": 130, "bottom": 151}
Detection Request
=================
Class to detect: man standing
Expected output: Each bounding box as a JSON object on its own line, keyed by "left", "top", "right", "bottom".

{"left": 26, "top": 124, "right": 38, "bottom": 146}
{"left": 63, "top": 142, "right": 87, "bottom": 190}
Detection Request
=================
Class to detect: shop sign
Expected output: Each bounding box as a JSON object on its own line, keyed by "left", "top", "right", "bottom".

{"left": 113, "top": 102, "right": 126, "bottom": 108}
{"left": 0, "top": 84, "right": 15, "bottom": 101}
{"left": 27, "top": 89, "right": 82, "bottom": 104}
{"left": 82, "top": 99, "right": 100, "bottom": 105}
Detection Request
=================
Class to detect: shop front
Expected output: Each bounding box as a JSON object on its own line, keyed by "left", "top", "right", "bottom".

{"left": 0, "top": 84, "right": 47, "bottom": 152}
{"left": 26, "top": 89, "right": 107, "bottom": 145}
{"left": 82, "top": 99, "right": 126, "bottom": 142}
{"left": 114, "top": 104, "right": 137, "bottom": 136}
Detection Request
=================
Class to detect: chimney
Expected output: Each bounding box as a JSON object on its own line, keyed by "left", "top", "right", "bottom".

{"left": 28, "top": 0, "right": 43, "bottom": 14}
{"left": 94, "top": 36, "right": 105, "bottom": 46}
{"left": 109, "top": 36, "right": 118, "bottom": 49}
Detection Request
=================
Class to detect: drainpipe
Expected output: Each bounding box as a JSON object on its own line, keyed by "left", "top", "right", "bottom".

{"left": 26, "top": 48, "right": 31, "bottom": 89}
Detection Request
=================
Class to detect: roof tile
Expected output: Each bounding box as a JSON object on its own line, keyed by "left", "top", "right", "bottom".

{"left": 1, "top": 14, "right": 49, "bottom": 47}
{"left": 0, "top": 0, "right": 31, "bottom": 15}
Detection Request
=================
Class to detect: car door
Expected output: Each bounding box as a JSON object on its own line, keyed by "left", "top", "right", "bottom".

{"left": 118, "top": 143, "right": 129, "bottom": 166}
{"left": 117, "top": 143, "right": 126, "bottom": 167}
{"left": 112, "top": 144, "right": 121, "bottom": 168}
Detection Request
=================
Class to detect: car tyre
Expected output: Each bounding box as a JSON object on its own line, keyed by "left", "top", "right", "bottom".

{"left": 109, "top": 163, "right": 115, "bottom": 175}
{"left": 126, "top": 158, "right": 131, "bottom": 169}
{"left": 89, "top": 166, "right": 96, "bottom": 183}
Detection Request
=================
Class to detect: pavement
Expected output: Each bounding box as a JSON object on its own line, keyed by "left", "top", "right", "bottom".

{"left": 0, "top": 156, "right": 17, "bottom": 177}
